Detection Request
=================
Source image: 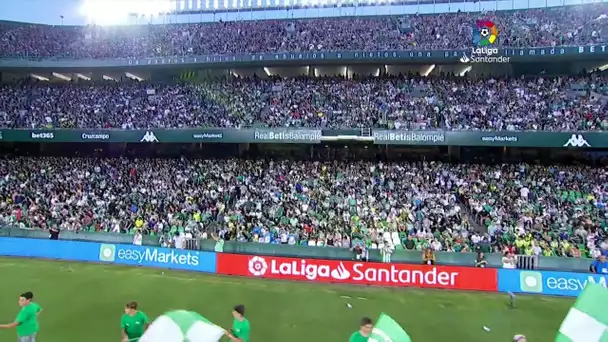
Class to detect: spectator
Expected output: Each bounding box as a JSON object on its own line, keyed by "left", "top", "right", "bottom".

{"left": 353, "top": 244, "right": 368, "bottom": 262}
{"left": 49, "top": 226, "right": 59, "bottom": 240}
{"left": 403, "top": 236, "right": 416, "bottom": 251}
{"left": 423, "top": 247, "right": 435, "bottom": 265}
{"left": 213, "top": 233, "right": 225, "bottom": 253}
{"left": 173, "top": 232, "right": 185, "bottom": 250}
{"left": 381, "top": 238, "right": 394, "bottom": 263}
{"left": 475, "top": 252, "right": 488, "bottom": 268}
{"left": 133, "top": 230, "right": 143, "bottom": 246}
{"left": 590, "top": 255, "right": 608, "bottom": 274}
{"left": 502, "top": 252, "right": 517, "bottom": 269}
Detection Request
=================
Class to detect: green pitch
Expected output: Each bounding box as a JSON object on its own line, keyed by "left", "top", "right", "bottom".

{"left": 0, "top": 257, "right": 573, "bottom": 342}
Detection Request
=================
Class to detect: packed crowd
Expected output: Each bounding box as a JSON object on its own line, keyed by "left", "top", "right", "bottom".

{"left": 0, "top": 157, "right": 606, "bottom": 258}
{"left": 0, "top": 3, "right": 606, "bottom": 59}
{"left": 1, "top": 75, "right": 607, "bottom": 130}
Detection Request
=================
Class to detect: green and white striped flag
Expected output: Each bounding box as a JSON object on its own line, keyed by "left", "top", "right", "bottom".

{"left": 370, "top": 313, "right": 412, "bottom": 342}
{"left": 141, "top": 310, "right": 225, "bottom": 342}
{"left": 556, "top": 283, "right": 608, "bottom": 342}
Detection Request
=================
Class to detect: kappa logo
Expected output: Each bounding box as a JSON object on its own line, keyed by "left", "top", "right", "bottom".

{"left": 248, "top": 256, "right": 268, "bottom": 276}
{"left": 140, "top": 131, "right": 159, "bottom": 142}
{"left": 563, "top": 134, "right": 591, "bottom": 147}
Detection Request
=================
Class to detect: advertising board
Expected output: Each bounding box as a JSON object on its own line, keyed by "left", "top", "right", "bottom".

{"left": 498, "top": 269, "right": 608, "bottom": 297}
{"left": 0, "top": 238, "right": 217, "bottom": 273}
{"left": 216, "top": 254, "right": 497, "bottom": 291}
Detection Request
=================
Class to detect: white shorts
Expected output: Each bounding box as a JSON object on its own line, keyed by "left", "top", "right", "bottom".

{"left": 18, "top": 334, "right": 36, "bottom": 342}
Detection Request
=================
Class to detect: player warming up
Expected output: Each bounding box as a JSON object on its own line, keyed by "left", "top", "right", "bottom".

{"left": 349, "top": 317, "right": 373, "bottom": 342}
{"left": 0, "top": 291, "right": 43, "bottom": 342}
{"left": 225, "top": 304, "right": 250, "bottom": 342}
{"left": 120, "top": 302, "right": 150, "bottom": 342}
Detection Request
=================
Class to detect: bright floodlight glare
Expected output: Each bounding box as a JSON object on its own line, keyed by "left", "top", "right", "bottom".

{"left": 80, "top": 0, "right": 172, "bottom": 25}
{"left": 139, "top": 0, "right": 172, "bottom": 17}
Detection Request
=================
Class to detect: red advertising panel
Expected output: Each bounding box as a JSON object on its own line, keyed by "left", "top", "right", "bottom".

{"left": 216, "top": 254, "right": 498, "bottom": 291}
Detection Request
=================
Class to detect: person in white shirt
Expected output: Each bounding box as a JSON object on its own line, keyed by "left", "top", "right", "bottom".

{"left": 431, "top": 239, "right": 442, "bottom": 251}
{"left": 502, "top": 252, "right": 517, "bottom": 269}
{"left": 133, "top": 230, "right": 143, "bottom": 246}
{"left": 112, "top": 219, "right": 121, "bottom": 233}
{"left": 531, "top": 242, "right": 542, "bottom": 256}
{"left": 520, "top": 187, "right": 529, "bottom": 200}
{"left": 173, "top": 232, "right": 185, "bottom": 249}
{"left": 381, "top": 239, "right": 394, "bottom": 263}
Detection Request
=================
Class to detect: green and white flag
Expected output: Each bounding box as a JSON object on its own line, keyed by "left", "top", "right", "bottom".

{"left": 370, "top": 313, "right": 412, "bottom": 342}
{"left": 556, "top": 283, "right": 608, "bottom": 342}
{"left": 141, "top": 310, "right": 225, "bottom": 342}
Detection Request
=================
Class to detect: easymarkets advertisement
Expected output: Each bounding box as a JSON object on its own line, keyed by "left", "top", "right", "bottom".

{"left": 498, "top": 269, "right": 608, "bottom": 297}
{"left": 215, "top": 253, "right": 498, "bottom": 291}
{"left": 0, "top": 237, "right": 216, "bottom": 273}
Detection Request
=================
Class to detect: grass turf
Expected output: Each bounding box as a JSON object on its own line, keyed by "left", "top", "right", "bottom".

{"left": 0, "top": 257, "right": 574, "bottom": 342}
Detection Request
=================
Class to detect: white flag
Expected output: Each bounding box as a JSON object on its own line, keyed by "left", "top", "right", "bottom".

{"left": 556, "top": 283, "right": 608, "bottom": 342}
{"left": 141, "top": 310, "right": 225, "bottom": 342}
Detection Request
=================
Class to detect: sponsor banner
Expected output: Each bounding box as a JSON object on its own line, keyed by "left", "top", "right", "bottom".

{"left": 30, "top": 131, "right": 55, "bottom": 140}
{"left": 253, "top": 129, "right": 322, "bottom": 143}
{"left": 192, "top": 132, "right": 224, "bottom": 140}
{"left": 0, "top": 128, "right": 323, "bottom": 144}
{"left": 81, "top": 132, "right": 111, "bottom": 141}
{"left": 2, "top": 128, "right": 606, "bottom": 147}
{"left": 498, "top": 269, "right": 608, "bottom": 297}
{"left": 1, "top": 45, "right": 604, "bottom": 68}
{"left": 216, "top": 254, "right": 497, "bottom": 291}
{"left": 373, "top": 130, "right": 446, "bottom": 145}
{"left": 0, "top": 237, "right": 216, "bottom": 273}
{"left": 373, "top": 130, "right": 606, "bottom": 148}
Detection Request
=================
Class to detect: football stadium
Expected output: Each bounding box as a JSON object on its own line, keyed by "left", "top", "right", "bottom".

{"left": 0, "top": 0, "right": 607, "bottom": 341}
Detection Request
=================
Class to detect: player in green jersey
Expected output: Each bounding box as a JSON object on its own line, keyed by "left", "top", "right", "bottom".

{"left": 349, "top": 317, "right": 373, "bottom": 342}
{"left": 120, "top": 302, "right": 150, "bottom": 342}
{"left": 225, "top": 304, "right": 250, "bottom": 342}
{"left": 0, "top": 291, "right": 43, "bottom": 342}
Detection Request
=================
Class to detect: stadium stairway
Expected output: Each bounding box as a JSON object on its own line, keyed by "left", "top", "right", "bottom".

{"left": 455, "top": 200, "right": 487, "bottom": 234}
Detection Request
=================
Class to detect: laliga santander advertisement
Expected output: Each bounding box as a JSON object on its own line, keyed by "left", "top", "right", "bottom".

{"left": 216, "top": 254, "right": 498, "bottom": 291}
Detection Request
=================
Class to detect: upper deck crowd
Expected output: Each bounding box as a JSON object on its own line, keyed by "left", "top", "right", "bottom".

{"left": 0, "top": 3, "right": 606, "bottom": 59}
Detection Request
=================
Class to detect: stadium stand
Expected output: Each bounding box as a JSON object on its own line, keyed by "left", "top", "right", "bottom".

{"left": 0, "top": 4, "right": 607, "bottom": 59}
{"left": 1, "top": 75, "right": 607, "bottom": 130}
{"left": 0, "top": 156, "right": 606, "bottom": 258}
